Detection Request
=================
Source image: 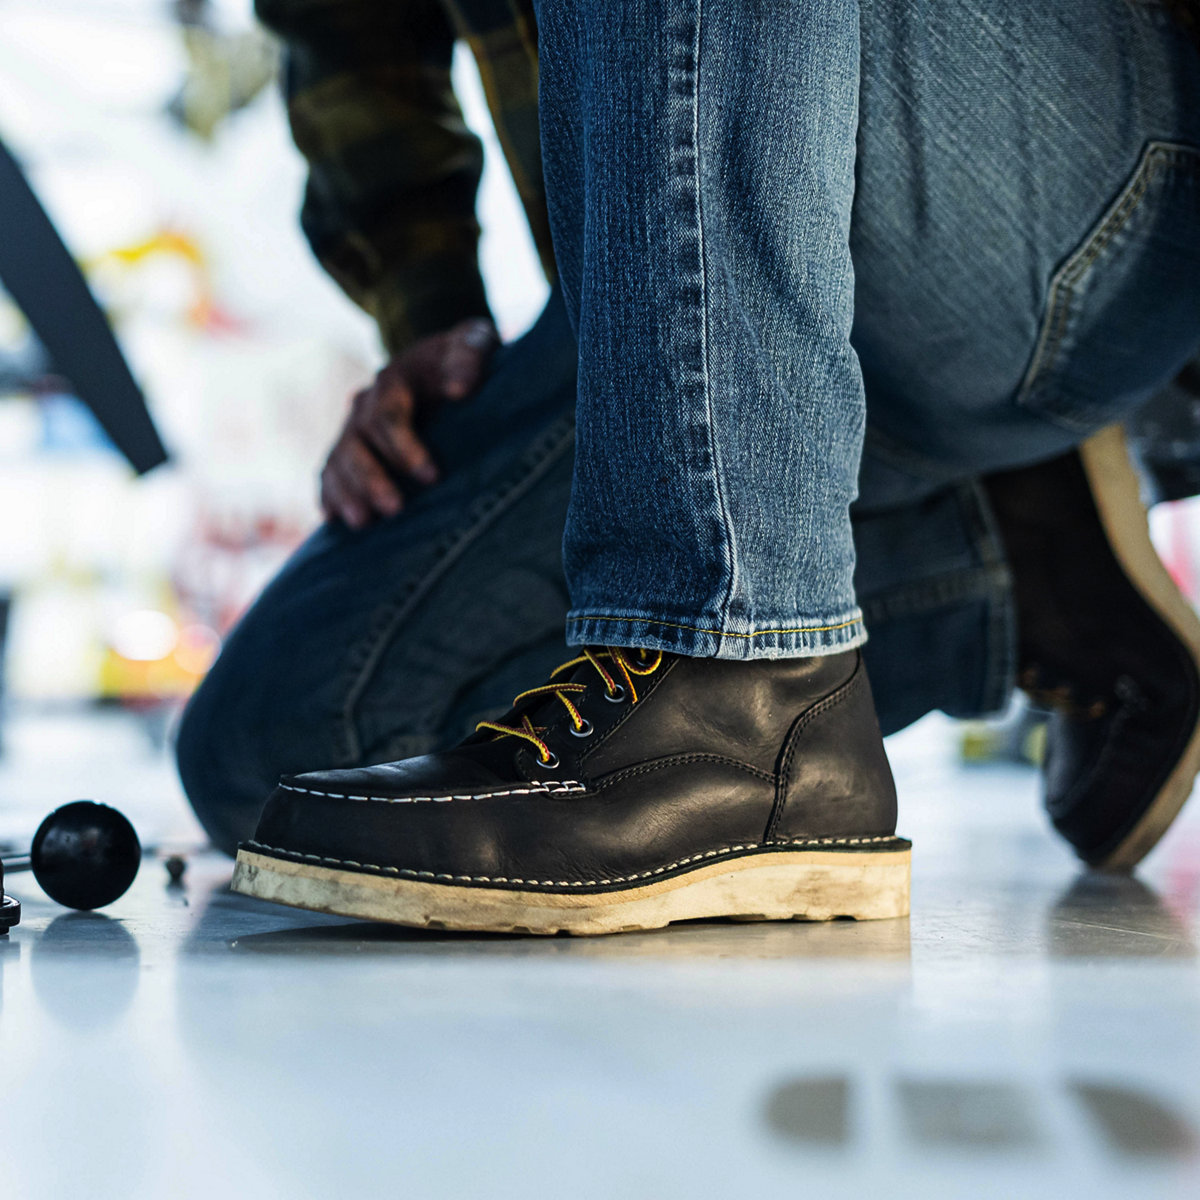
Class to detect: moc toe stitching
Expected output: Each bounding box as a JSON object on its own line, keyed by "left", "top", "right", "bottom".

{"left": 278, "top": 779, "right": 587, "bottom": 803}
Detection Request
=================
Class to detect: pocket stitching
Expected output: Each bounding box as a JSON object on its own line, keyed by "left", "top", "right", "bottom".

{"left": 1017, "top": 140, "right": 1200, "bottom": 425}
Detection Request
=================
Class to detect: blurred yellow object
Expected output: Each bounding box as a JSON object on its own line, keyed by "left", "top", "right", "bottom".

{"left": 1023, "top": 720, "right": 1048, "bottom": 767}
{"left": 98, "top": 610, "right": 220, "bottom": 702}
{"left": 102, "top": 230, "right": 206, "bottom": 272}
{"left": 960, "top": 724, "right": 995, "bottom": 763}
{"left": 958, "top": 706, "right": 1047, "bottom": 768}
{"left": 87, "top": 229, "right": 222, "bottom": 330}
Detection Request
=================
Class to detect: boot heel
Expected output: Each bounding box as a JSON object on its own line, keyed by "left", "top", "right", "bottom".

{"left": 696, "top": 848, "right": 912, "bottom": 924}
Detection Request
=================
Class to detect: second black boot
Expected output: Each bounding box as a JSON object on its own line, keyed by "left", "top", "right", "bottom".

{"left": 232, "top": 647, "right": 909, "bottom": 935}
{"left": 984, "top": 425, "right": 1200, "bottom": 870}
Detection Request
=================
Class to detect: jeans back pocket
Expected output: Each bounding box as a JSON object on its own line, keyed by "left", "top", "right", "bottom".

{"left": 1017, "top": 141, "right": 1200, "bottom": 435}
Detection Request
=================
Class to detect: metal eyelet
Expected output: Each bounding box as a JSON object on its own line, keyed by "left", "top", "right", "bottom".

{"left": 570, "top": 718, "right": 594, "bottom": 738}
{"left": 536, "top": 750, "right": 560, "bottom": 769}
{"left": 604, "top": 684, "right": 627, "bottom": 704}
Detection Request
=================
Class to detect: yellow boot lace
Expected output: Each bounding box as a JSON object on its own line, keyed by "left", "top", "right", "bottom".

{"left": 476, "top": 646, "right": 664, "bottom": 765}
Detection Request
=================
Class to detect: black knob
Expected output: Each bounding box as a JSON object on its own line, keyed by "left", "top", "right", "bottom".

{"left": 29, "top": 801, "right": 141, "bottom": 911}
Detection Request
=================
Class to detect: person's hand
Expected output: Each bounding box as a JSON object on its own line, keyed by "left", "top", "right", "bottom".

{"left": 320, "top": 317, "right": 499, "bottom": 529}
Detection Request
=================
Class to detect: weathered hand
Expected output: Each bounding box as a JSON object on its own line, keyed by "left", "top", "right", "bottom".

{"left": 320, "top": 317, "right": 499, "bottom": 529}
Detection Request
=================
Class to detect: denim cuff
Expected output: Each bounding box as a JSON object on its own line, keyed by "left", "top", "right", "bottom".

{"left": 564, "top": 609, "right": 867, "bottom": 660}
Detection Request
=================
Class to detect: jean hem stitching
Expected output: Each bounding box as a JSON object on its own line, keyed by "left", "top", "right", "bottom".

{"left": 566, "top": 613, "right": 864, "bottom": 640}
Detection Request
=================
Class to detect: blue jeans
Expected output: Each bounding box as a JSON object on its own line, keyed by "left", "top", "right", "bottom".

{"left": 534, "top": 0, "right": 1200, "bottom": 657}
{"left": 177, "top": 0, "right": 1200, "bottom": 852}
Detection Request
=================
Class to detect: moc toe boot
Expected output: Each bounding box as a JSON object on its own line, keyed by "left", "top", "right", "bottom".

{"left": 984, "top": 425, "right": 1200, "bottom": 870}
{"left": 232, "top": 648, "right": 910, "bottom": 935}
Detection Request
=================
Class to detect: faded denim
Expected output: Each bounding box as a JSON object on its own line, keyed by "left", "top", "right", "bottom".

{"left": 533, "top": 0, "right": 1200, "bottom": 657}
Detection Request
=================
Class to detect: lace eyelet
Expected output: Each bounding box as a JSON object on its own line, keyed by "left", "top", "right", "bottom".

{"left": 536, "top": 750, "right": 560, "bottom": 769}
{"left": 570, "top": 718, "right": 594, "bottom": 738}
{"left": 604, "top": 684, "right": 627, "bottom": 704}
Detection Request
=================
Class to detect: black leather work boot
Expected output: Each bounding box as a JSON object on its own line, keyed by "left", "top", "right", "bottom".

{"left": 232, "top": 647, "right": 909, "bottom": 935}
{"left": 984, "top": 425, "right": 1200, "bottom": 870}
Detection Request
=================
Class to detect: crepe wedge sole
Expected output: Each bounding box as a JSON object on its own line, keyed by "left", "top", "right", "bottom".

{"left": 232, "top": 843, "right": 911, "bottom": 936}
{"left": 1080, "top": 425, "right": 1200, "bottom": 870}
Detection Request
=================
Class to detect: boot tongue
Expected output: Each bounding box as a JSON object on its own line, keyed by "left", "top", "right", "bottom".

{"left": 516, "top": 655, "right": 605, "bottom": 729}
{"left": 469, "top": 650, "right": 624, "bottom": 748}
{"left": 460, "top": 653, "right": 603, "bottom": 752}
{"left": 517, "top": 648, "right": 666, "bottom": 724}
{"left": 468, "top": 648, "right": 666, "bottom": 753}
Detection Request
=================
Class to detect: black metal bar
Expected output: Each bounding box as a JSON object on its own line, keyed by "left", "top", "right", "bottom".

{"left": 0, "top": 135, "right": 169, "bottom": 475}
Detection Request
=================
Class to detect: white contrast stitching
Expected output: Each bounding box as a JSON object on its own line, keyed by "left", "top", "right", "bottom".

{"left": 244, "top": 835, "right": 903, "bottom": 889}
{"left": 279, "top": 780, "right": 587, "bottom": 803}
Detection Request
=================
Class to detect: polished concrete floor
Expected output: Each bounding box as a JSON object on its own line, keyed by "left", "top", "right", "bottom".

{"left": 3, "top": 709, "right": 1200, "bottom": 1199}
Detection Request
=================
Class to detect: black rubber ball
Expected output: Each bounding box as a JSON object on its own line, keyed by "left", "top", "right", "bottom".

{"left": 31, "top": 801, "right": 141, "bottom": 911}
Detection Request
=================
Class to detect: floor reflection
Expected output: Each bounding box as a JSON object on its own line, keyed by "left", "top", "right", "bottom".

{"left": 765, "top": 1074, "right": 1200, "bottom": 1161}
{"left": 224, "top": 914, "right": 914, "bottom": 961}
{"left": 894, "top": 1078, "right": 1045, "bottom": 1152}
{"left": 0, "top": 934, "right": 19, "bottom": 1014}
{"left": 30, "top": 911, "right": 140, "bottom": 1030}
{"left": 763, "top": 1076, "right": 850, "bottom": 1146}
{"left": 1048, "top": 874, "right": 1195, "bottom": 958}
{"left": 1070, "top": 1079, "right": 1199, "bottom": 1158}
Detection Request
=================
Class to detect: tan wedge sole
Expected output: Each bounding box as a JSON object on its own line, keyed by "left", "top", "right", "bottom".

{"left": 231, "top": 844, "right": 911, "bottom": 936}
{"left": 1080, "top": 424, "right": 1200, "bottom": 869}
